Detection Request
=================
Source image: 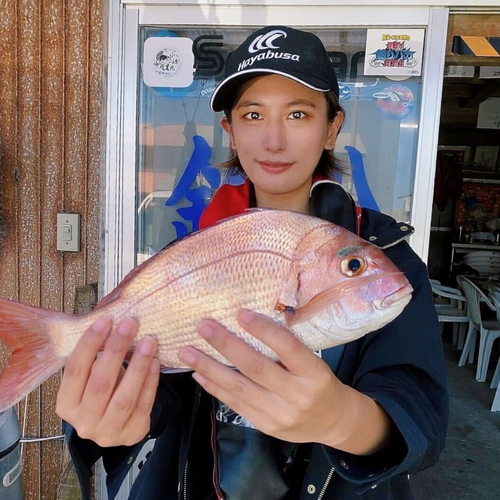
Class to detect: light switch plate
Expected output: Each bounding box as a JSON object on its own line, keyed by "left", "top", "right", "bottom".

{"left": 57, "top": 213, "right": 81, "bottom": 252}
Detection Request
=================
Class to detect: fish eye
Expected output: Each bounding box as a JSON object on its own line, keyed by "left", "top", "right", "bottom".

{"left": 341, "top": 257, "right": 365, "bottom": 277}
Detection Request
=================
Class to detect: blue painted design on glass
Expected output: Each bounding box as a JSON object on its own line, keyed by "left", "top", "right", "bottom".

{"left": 172, "top": 221, "right": 189, "bottom": 239}
{"left": 166, "top": 135, "right": 221, "bottom": 236}
{"left": 345, "top": 146, "right": 380, "bottom": 212}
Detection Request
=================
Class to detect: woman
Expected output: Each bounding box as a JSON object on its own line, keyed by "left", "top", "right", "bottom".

{"left": 58, "top": 26, "right": 448, "bottom": 500}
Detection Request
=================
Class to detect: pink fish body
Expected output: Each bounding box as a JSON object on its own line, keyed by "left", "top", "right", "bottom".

{"left": 0, "top": 210, "right": 412, "bottom": 411}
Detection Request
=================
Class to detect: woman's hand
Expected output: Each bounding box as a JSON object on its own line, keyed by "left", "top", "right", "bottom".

{"left": 56, "top": 316, "right": 160, "bottom": 448}
{"left": 178, "top": 310, "right": 394, "bottom": 455}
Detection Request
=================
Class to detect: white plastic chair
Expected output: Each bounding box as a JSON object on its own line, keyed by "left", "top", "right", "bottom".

{"left": 491, "top": 355, "right": 500, "bottom": 412}
{"left": 458, "top": 277, "right": 500, "bottom": 382}
{"left": 430, "top": 281, "right": 469, "bottom": 348}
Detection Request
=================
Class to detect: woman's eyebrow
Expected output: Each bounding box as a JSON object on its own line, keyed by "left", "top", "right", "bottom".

{"left": 235, "top": 100, "right": 261, "bottom": 109}
{"left": 287, "top": 99, "right": 317, "bottom": 108}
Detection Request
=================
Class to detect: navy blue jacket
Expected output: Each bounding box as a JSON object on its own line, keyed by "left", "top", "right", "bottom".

{"left": 65, "top": 182, "right": 448, "bottom": 499}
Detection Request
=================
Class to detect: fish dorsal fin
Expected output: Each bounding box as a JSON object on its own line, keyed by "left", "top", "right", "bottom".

{"left": 285, "top": 272, "right": 402, "bottom": 327}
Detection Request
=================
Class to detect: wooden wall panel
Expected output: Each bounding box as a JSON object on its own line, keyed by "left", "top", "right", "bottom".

{"left": 18, "top": 0, "right": 42, "bottom": 497}
{"left": 88, "top": 0, "right": 103, "bottom": 285}
{"left": 40, "top": 1, "right": 66, "bottom": 497}
{"left": 0, "top": 0, "right": 104, "bottom": 498}
{"left": 0, "top": 1, "right": 19, "bottom": 374}
{"left": 64, "top": 0, "right": 89, "bottom": 314}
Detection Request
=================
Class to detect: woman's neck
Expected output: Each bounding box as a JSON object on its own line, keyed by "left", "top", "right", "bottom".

{"left": 254, "top": 184, "right": 311, "bottom": 215}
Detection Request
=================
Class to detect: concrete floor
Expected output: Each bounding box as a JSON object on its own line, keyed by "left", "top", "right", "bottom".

{"left": 411, "top": 336, "right": 500, "bottom": 500}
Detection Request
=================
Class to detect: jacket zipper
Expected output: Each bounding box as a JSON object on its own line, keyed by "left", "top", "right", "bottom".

{"left": 210, "top": 411, "right": 225, "bottom": 500}
{"left": 183, "top": 460, "right": 189, "bottom": 500}
{"left": 380, "top": 230, "right": 414, "bottom": 250}
{"left": 181, "top": 387, "right": 203, "bottom": 500}
{"left": 317, "top": 467, "right": 335, "bottom": 500}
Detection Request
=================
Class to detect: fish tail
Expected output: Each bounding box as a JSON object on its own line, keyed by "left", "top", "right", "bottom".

{"left": 0, "top": 298, "right": 66, "bottom": 412}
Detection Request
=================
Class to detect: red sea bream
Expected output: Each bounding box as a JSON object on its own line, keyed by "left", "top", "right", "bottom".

{"left": 0, "top": 210, "right": 412, "bottom": 411}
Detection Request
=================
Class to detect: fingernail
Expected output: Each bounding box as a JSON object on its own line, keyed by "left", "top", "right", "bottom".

{"left": 237, "top": 309, "right": 254, "bottom": 325}
{"left": 178, "top": 348, "right": 196, "bottom": 364}
{"left": 198, "top": 323, "right": 214, "bottom": 339}
{"left": 117, "top": 317, "right": 137, "bottom": 336}
{"left": 139, "top": 336, "right": 157, "bottom": 356}
{"left": 92, "top": 315, "right": 111, "bottom": 333}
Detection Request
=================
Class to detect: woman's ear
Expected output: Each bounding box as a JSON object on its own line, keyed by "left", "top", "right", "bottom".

{"left": 325, "top": 112, "right": 344, "bottom": 150}
{"left": 221, "top": 117, "right": 237, "bottom": 150}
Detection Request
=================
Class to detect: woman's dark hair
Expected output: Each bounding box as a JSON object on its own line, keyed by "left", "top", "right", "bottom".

{"left": 220, "top": 89, "right": 346, "bottom": 180}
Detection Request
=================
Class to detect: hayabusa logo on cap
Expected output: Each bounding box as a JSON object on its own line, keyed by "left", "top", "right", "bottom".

{"left": 248, "top": 29, "right": 287, "bottom": 53}
{"left": 238, "top": 29, "right": 299, "bottom": 72}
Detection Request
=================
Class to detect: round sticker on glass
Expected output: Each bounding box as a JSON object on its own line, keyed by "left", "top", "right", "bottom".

{"left": 376, "top": 84, "right": 415, "bottom": 120}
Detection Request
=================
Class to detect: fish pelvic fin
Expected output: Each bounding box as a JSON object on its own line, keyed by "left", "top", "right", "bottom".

{"left": 285, "top": 272, "right": 403, "bottom": 327}
{"left": 0, "top": 298, "right": 65, "bottom": 412}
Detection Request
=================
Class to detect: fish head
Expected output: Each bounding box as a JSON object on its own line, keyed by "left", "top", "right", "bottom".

{"left": 292, "top": 230, "right": 413, "bottom": 343}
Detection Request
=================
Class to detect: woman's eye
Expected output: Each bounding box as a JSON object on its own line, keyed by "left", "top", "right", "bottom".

{"left": 244, "top": 111, "right": 261, "bottom": 120}
{"left": 289, "top": 111, "right": 306, "bottom": 119}
{"left": 340, "top": 257, "right": 365, "bottom": 277}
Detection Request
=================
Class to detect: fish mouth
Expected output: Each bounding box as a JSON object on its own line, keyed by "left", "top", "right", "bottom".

{"left": 372, "top": 284, "right": 413, "bottom": 310}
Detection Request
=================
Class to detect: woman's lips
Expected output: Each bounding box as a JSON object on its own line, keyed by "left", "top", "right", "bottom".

{"left": 258, "top": 161, "right": 294, "bottom": 173}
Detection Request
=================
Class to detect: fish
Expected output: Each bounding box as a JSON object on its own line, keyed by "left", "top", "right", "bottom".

{"left": 0, "top": 209, "right": 413, "bottom": 411}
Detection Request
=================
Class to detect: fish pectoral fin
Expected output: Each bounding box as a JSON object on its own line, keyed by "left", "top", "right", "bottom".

{"left": 285, "top": 273, "right": 401, "bottom": 327}
{"left": 285, "top": 286, "right": 341, "bottom": 327}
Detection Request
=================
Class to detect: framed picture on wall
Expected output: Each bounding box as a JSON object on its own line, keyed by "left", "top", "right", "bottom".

{"left": 473, "top": 146, "right": 500, "bottom": 170}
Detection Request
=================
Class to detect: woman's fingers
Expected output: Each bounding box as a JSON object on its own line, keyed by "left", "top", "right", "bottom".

{"left": 57, "top": 315, "right": 113, "bottom": 415}
{"left": 78, "top": 317, "right": 139, "bottom": 421}
{"left": 122, "top": 358, "right": 161, "bottom": 445}
{"left": 236, "top": 310, "right": 320, "bottom": 377}
{"left": 192, "top": 320, "right": 293, "bottom": 396}
{"left": 56, "top": 315, "right": 162, "bottom": 447}
{"left": 102, "top": 336, "right": 159, "bottom": 430}
{"left": 179, "top": 346, "right": 274, "bottom": 428}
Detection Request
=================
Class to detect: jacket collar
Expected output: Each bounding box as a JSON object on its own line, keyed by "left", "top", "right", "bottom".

{"left": 199, "top": 179, "right": 414, "bottom": 248}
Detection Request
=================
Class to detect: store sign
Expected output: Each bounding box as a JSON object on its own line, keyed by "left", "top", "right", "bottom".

{"left": 364, "top": 29, "right": 424, "bottom": 77}
{"left": 143, "top": 37, "right": 195, "bottom": 88}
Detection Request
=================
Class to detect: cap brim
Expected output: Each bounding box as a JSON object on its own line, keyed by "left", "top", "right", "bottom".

{"left": 209, "top": 69, "right": 331, "bottom": 112}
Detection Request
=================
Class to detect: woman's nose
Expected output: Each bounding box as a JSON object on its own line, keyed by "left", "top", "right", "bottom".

{"left": 262, "top": 119, "right": 287, "bottom": 153}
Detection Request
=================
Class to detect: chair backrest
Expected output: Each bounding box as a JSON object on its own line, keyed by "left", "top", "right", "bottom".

{"left": 459, "top": 277, "right": 493, "bottom": 327}
{"left": 431, "top": 281, "right": 465, "bottom": 309}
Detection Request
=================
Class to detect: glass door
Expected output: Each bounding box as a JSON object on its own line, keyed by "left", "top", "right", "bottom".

{"left": 135, "top": 26, "right": 424, "bottom": 263}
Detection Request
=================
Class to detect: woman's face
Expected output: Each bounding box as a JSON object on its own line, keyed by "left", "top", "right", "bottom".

{"left": 221, "top": 75, "right": 343, "bottom": 210}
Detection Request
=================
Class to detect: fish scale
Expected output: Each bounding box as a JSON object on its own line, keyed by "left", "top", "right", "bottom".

{"left": 0, "top": 209, "right": 413, "bottom": 411}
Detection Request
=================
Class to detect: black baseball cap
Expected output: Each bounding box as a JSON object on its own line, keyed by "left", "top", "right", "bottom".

{"left": 210, "top": 26, "right": 340, "bottom": 112}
